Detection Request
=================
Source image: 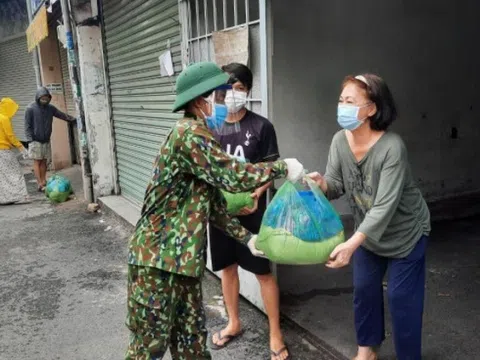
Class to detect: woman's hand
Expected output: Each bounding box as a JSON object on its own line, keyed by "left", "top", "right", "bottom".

{"left": 326, "top": 242, "right": 355, "bottom": 268}
{"left": 326, "top": 232, "right": 366, "bottom": 269}
{"left": 307, "top": 172, "right": 328, "bottom": 193}
{"left": 238, "top": 191, "right": 259, "bottom": 216}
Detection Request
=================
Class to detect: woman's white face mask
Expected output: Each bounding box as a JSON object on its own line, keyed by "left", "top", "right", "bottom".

{"left": 224, "top": 90, "right": 247, "bottom": 114}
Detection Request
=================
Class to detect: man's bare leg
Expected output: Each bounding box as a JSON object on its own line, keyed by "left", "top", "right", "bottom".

{"left": 257, "top": 273, "right": 289, "bottom": 360}
{"left": 40, "top": 159, "right": 48, "bottom": 187}
{"left": 33, "top": 160, "right": 43, "bottom": 189}
{"left": 212, "top": 264, "right": 242, "bottom": 346}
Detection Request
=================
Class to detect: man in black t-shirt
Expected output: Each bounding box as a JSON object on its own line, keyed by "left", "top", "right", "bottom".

{"left": 210, "top": 64, "right": 290, "bottom": 360}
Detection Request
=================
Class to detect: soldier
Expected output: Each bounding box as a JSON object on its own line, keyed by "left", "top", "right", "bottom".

{"left": 125, "top": 62, "right": 304, "bottom": 360}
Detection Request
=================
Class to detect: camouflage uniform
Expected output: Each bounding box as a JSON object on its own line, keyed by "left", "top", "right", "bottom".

{"left": 125, "top": 266, "right": 208, "bottom": 360}
{"left": 126, "top": 115, "right": 287, "bottom": 359}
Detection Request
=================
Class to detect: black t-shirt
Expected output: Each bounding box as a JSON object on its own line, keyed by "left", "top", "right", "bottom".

{"left": 214, "top": 110, "right": 280, "bottom": 164}
{"left": 212, "top": 110, "right": 280, "bottom": 233}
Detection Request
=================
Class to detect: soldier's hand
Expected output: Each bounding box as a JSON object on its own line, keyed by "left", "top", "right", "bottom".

{"left": 247, "top": 235, "right": 265, "bottom": 258}
{"left": 284, "top": 158, "right": 305, "bottom": 183}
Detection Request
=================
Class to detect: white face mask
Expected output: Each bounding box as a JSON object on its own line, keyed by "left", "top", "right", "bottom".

{"left": 224, "top": 90, "right": 247, "bottom": 114}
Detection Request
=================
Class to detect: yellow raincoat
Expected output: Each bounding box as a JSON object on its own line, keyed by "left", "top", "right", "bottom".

{"left": 0, "top": 98, "right": 24, "bottom": 150}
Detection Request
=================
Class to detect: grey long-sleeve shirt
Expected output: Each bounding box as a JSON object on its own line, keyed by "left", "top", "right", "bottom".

{"left": 325, "top": 130, "right": 431, "bottom": 258}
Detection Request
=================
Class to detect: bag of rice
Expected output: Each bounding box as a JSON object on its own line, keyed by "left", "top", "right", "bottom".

{"left": 46, "top": 174, "right": 73, "bottom": 203}
{"left": 221, "top": 190, "right": 255, "bottom": 215}
{"left": 256, "top": 178, "right": 344, "bottom": 265}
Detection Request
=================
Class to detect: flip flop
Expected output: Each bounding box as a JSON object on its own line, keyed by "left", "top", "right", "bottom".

{"left": 210, "top": 329, "right": 245, "bottom": 350}
{"left": 271, "top": 345, "right": 291, "bottom": 360}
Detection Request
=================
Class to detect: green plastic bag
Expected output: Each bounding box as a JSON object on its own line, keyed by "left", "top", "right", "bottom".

{"left": 45, "top": 174, "right": 73, "bottom": 203}
{"left": 257, "top": 179, "right": 345, "bottom": 265}
{"left": 221, "top": 191, "right": 255, "bottom": 215}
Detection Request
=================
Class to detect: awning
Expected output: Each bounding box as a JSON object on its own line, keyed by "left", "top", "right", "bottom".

{"left": 26, "top": 5, "right": 48, "bottom": 52}
{"left": 26, "top": 0, "right": 61, "bottom": 52}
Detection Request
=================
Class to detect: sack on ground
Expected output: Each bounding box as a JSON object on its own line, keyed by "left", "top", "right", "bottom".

{"left": 46, "top": 174, "right": 72, "bottom": 203}
{"left": 221, "top": 190, "right": 254, "bottom": 215}
{"left": 256, "top": 179, "right": 344, "bottom": 265}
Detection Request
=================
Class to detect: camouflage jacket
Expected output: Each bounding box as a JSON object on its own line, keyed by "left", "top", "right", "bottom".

{"left": 128, "top": 115, "right": 288, "bottom": 278}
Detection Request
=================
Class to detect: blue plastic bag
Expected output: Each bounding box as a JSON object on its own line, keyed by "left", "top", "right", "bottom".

{"left": 45, "top": 174, "right": 73, "bottom": 203}
{"left": 257, "top": 179, "right": 345, "bottom": 265}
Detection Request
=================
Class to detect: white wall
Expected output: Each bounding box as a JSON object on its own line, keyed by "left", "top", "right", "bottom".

{"left": 271, "top": 0, "right": 480, "bottom": 214}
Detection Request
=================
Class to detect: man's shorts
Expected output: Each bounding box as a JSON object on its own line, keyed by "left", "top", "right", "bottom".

{"left": 125, "top": 265, "right": 211, "bottom": 360}
{"left": 209, "top": 194, "right": 271, "bottom": 275}
{"left": 29, "top": 141, "right": 51, "bottom": 161}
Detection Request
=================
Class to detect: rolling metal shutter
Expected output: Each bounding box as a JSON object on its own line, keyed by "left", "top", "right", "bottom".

{"left": 102, "top": 0, "right": 182, "bottom": 204}
{"left": 60, "top": 47, "right": 76, "bottom": 116}
{"left": 0, "top": 35, "right": 37, "bottom": 141}
{"left": 60, "top": 45, "right": 80, "bottom": 164}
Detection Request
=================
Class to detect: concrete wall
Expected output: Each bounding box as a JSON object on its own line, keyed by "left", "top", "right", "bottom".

{"left": 73, "top": 0, "right": 117, "bottom": 199}
{"left": 271, "top": 0, "right": 480, "bottom": 214}
{"left": 76, "top": 25, "right": 116, "bottom": 198}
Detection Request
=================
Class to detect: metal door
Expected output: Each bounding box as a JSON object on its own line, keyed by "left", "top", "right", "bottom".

{"left": 179, "top": 0, "right": 269, "bottom": 117}
{"left": 60, "top": 45, "right": 80, "bottom": 164}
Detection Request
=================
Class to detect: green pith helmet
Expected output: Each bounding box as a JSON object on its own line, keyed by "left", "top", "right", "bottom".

{"left": 172, "top": 62, "right": 229, "bottom": 113}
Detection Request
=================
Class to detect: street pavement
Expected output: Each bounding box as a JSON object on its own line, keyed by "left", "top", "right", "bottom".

{"left": 5, "top": 164, "right": 475, "bottom": 360}
{"left": 0, "top": 167, "right": 343, "bottom": 360}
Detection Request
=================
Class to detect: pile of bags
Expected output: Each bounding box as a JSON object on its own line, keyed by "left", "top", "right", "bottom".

{"left": 256, "top": 179, "right": 344, "bottom": 265}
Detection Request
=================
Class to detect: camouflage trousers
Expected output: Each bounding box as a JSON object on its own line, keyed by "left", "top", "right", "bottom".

{"left": 125, "top": 265, "right": 211, "bottom": 360}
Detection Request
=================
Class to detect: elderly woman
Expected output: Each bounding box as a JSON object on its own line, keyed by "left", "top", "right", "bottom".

{"left": 0, "top": 98, "right": 29, "bottom": 205}
{"left": 309, "top": 74, "right": 430, "bottom": 360}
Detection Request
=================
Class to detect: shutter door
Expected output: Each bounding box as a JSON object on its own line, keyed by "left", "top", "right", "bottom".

{"left": 60, "top": 47, "right": 76, "bottom": 116}
{"left": 60, "top": 45, "right": 80, "bottom": 164}
{"left": 0, "top": 36, "right": 37, "bottom": 141}
{"left": 102, "top": 0, "right": 182, "bottom": 204}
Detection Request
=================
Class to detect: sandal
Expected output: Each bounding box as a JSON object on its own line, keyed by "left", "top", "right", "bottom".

{"left": 210, "top": 329, "right": 245, "bottom": 350}
{"left": 271, "top": 345, "right": 291, "bottom": 359}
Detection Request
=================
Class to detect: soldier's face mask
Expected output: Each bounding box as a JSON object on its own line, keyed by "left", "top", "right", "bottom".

{"left": 199, "top": 94, "right": 214, "bottom": 119}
